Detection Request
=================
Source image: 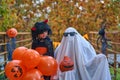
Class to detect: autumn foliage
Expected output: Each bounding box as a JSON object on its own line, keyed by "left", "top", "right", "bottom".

{"left": 0, "top": 0, "right": 120, "bottom": 41}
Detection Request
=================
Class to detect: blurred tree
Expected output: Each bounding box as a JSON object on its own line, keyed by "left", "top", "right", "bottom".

{"left": 0, "top": 0, "right": 120, "bottom": 41}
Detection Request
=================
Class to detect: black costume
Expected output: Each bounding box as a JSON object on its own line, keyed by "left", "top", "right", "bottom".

{"left": 31, "top": 20, "right": 54, "bottom": 80}
{"left": 32, "top": 36, "right": 54, "bottom": 57}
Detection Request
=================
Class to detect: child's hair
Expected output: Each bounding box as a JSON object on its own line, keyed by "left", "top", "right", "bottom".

{"left": 31, "top": 19, "right": 52, "bottom": 40}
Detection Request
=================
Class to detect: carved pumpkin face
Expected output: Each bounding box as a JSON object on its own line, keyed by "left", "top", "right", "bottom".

{"left": 35, "top": 47, "right": 47, "bottom": 55}
{"left": 59, "top": 56, "right": 74, "bottom": 72}
{"left": 5, "top": 60, "right": 25, "bottom": 80}
{"left": 11, "top": 66, "right": 23, "bottom": 78}
{"left": 6, "top": 28, "right": 18, "bottom": 38}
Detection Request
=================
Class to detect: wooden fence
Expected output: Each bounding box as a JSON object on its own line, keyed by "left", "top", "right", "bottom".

{"left": 0, "top": 31, "right": 120, "bottom": 80}
{"left": 0, "top": 32, "right": 32, "bottom": 79}
{"left": 0, "top": 32, "right": 60, "bottom": 79}
{"left": 89, "top": 31, "right": 120, "bottom": 80}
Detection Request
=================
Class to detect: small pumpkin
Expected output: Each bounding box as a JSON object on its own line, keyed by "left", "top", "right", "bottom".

{"left": 5, "top": 60, "right": 25, "bottom": 80}
{"left": 59, "top": 56, "right": 74, "bottom": 72}
{"left": 37, "top": 56, "right": 58, "bottom": 76}
{"left": 21, "top": 69, "right": 44, "bottom": 80}
{"left": 12, "top": 46, "right": 28, "bottom": 60}
{"left": 35, "top": 47, "right": 47, "bottom": 55}
{"left": 22, "top": 49, "right": 40, "bottom": 70}
{"left": 6, "top": 28, "right": 18, "bottom": 38}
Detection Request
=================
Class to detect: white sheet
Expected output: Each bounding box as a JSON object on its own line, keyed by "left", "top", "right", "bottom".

{"left": 52, "top": 27, "right": 111, "bottom": 80}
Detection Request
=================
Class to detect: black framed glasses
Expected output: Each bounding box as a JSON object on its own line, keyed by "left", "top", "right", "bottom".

{"left": 63, "top": 32, "right": 77, "bottom": 37}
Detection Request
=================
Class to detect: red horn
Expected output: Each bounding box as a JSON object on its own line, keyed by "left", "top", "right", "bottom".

{"left": 31, "top": 27, "right": 36, "bottom": 31}
{"left": 44, "top": 19, "right": 48, "bottom": 23}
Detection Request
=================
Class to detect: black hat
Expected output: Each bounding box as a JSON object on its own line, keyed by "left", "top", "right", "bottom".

{"left": 31, "top": 19, "right": 52, "bottom": 40}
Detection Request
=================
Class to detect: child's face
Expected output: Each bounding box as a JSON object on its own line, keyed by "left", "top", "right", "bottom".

{"left": 38, "top": 31, "right": 48, "bottom": 39}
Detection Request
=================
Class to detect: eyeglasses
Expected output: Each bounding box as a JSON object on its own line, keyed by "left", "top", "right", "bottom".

{"left": 63, "top": 32, "right": 77, "bottom": 37}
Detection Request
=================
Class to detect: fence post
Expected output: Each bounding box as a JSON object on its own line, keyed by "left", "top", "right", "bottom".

{"left": 113, "top": 33, "right": 117, "bottom": 80}
{"left": 114, "top": 52, "right": 117, "bottom": 80}
{"left": 3, "top": 34, "right": 7, "bottom": 66}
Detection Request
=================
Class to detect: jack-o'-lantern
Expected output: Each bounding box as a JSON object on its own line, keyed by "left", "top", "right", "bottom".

{"left": 59, "top": 56, "right": 74, "bottom": 72}
{"left": 6, "top": 28, "right": 18, "bottom": 38}
{"left": 35, "top": 47, "right": 47, "bottom": 55}
{"left": 5, "top": 60, "right": 25, "bottom": 80}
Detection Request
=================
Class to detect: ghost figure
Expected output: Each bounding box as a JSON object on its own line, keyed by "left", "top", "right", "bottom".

{"left": 53, "top": 27, "right": 111, "bottom": 80}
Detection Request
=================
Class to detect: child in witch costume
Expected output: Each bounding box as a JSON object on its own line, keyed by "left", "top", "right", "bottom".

{"left": 31, "top": 19, "right": 54, "bottom": 80}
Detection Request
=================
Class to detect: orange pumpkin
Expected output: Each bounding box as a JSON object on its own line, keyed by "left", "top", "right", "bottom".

{"left": 22, "top": 49, "right": 40, "bottom": 70}
{"left": 6, "top": 28, "right": 18, "bottom": 38}
{"left": 37, "top": 56, "right": 58, "bottom": 76}
{"left": 12, "top": 46, "right": 28, "bottom": 60}
{"left": 5, "top": 60, "right": 25, "bottom": 80}
{"left": 21, "top": 69, "right": 44, "bottom": 80}
{"left": 35, "top": 47, "right": 47, "bottom": 55}
{"left": 59, "top": 56, "right": 74, "bottom": 72}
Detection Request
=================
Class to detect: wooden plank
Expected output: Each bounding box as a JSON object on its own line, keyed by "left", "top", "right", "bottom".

{"left": 0, "top": 32, "right": 30, "bottom": 35}
{"left": 0, "top": 51, "right": 7, "bottom": 56}
{"left": 0, "top": 71, "right": 4, "bottom": 75}
{"left": 89, "top": 31, "right": 120, "bottom": 34}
